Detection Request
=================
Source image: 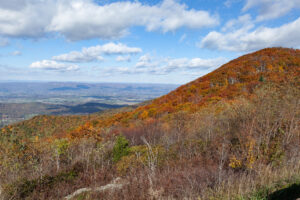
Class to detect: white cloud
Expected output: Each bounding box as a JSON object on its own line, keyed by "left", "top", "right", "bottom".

{"left": 0, "top": 0, "right": 29, "bottom": 10}
{"left": 104, "top": 55, "right": 227, "bottom": 76}
{"left": 95, "top": 43, "right": 142, "bottom": 55}
{"left": 116, "top": 55, "right": 131, "bottom": 62}
{"left": 164, "top": 57, "right": 227, "bottom": 72}
{"left": 30, "top": 60, "right": 79, "bottom": 71}
{"left": 187, "top": 57, "right": 227, "bottom": 69}
{"left": 135, "top": 54, "right": 157, "bottom": 68}
{"left": 166, "top": 58, "right": 189, "bottom": 70}
{"left": 201, "top": 17, "right": 300, "bottom": 52}
{"left": 0, "top": 0, "right": 218, "bottom": 40}
{"left": 53, "top": 43, "right": 141, "bottom": 62}
{"left": 243, "top": 0, "right": 300, "bottom": 21}
{"left": 221, "top": 14, "right": 253, "bottom": 32}
{"left": 53, "top": 51, "right": 104, "bottom": 63}
{"left": 0, "top": 0, "right": 55, "bottom": 38}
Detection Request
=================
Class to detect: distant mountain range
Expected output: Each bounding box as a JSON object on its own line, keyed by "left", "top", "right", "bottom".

{"left": 49, "top": 84, "right": 91, "bottom": 91}
{"left": 0, "top": 82, "right": 177, "bottom": 127}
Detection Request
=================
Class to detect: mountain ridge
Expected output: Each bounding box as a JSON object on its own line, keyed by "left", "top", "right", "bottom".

{"left": 64, "top": 47, "right": 299, "bottom": 139}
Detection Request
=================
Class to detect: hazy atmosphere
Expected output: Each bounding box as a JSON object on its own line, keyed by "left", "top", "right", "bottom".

{"left": 0, "top": 0, "right": 299, "bottom": 84}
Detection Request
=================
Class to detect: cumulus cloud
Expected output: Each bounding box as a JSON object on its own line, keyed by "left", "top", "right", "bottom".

{"left": 221, "top": 14, "right": 253, "bottom": 32}
{"left": 200, "top": 17, "right": 300, "bottom": 52}
{"left": 116, "top": 55, "right": 131, "bottom": 62}
{"left": 135, "top": 54, "right": 157, "bottom": 68}
{"left": 187, "top": 57, "right": 227, "bottom": 69}
{"left": 0, "top": 0, "right": 218, "bottom": 40}
{"left": 163, "top": 57, "right": 227, "bottom": 72}
{"left": 53, "top": 43, "right": 141, "bottom": 62}
{"left": 243, "top": 0, "right": 300, "bottom": 21}
{"left": 52, "top": 51, "right": 104, "bottom": 63}
{"left": 104, "top": 55, "right": 227, "bottom": 76}
{"left": 96, "top": 43, "right": 142, "bottom": 55}
{"left": 0, "top": 0, "right": 55, "bottom": 38}
{"left": 0, "top": 0, "right": 29, "bottom": 10}
{"left": 30, "top": 60, "right": 79, "bottom": 71}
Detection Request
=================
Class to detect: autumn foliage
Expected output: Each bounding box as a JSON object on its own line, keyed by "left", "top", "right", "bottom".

{"left": 0, "top": 47, "right": 299, "bottom": 199}
{"left": 64, "top": 47, "right": 300, "bottom": 139}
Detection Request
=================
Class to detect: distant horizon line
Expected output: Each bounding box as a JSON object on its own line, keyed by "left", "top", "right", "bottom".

{"left": 0, "top": 79, "right": 179, "bottom": 86}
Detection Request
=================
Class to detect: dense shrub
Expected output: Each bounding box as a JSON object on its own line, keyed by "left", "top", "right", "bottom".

{"left": 112, "top": 135, "right": 130, "bottom": 163}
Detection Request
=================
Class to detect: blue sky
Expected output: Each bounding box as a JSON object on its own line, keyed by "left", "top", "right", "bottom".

{"left": 0, "top": 0, "right": 299, "bottom": 84}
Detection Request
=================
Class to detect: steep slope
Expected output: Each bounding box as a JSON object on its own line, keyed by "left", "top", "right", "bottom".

{"left": 67, "top": 47, "right": 299, "bottom": 138}
{"left": 1, "top": 48, "right": 299, "bottom": 140}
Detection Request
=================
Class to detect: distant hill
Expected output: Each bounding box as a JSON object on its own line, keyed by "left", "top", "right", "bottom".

{"left": 50, "top": 84, "right": 90, "bottom": 91}
{"left": 65, "top": 47, "right": 299, "bottom": 138}
{"left": 0, "top": 102, "right": 127, "bottom": 128}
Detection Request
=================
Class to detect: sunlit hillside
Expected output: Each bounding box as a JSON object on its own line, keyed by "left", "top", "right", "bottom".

{"left": 67, "top": 47, "right": 300, "bottom": 139}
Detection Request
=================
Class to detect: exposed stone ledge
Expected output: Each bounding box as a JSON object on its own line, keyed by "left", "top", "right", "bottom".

{"left": 64, "top": 177, "right": 127, "bottom": 200}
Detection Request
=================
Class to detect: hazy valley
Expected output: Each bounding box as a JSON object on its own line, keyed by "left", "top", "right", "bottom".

{"left": 0, "top": 82, "right": 177, "bottom": 127}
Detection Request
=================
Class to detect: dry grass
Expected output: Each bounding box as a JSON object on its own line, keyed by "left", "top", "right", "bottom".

{"left": 0, "top": 83, "right": 299, "bottom": 199}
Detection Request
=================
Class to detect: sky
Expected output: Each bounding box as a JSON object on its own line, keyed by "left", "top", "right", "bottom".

{"left": 0, "top": 0, "right": 299, "bottom": 84}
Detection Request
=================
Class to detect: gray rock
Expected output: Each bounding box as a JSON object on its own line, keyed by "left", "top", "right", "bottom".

{"left": 64, "top": 177, "right": 127, "bottom": 200}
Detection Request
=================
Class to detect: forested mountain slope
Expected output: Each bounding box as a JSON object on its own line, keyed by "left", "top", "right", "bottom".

{"left": 66, "top": 47, "right": 300, "bottom": 139}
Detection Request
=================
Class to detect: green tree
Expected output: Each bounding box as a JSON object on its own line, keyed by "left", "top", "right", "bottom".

{"left": 112, "top": 135, "right": 129, "bottom": 162}
{"left": 259, "top": 75, "right": 264, "bottom": 82}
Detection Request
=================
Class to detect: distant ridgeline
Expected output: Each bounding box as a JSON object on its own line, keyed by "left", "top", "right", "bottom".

{"left": 50, "top": 84, "right": 90, "bottom": 91}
